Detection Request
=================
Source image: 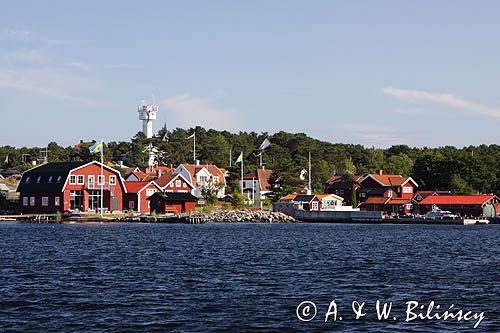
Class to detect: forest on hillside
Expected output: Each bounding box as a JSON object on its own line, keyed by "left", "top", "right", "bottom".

{"left": 1, "top": 126, "right": 499, "bottom": 197}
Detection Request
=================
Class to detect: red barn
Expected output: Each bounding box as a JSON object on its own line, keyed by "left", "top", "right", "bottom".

{"left": 147, "top": 192, "right": 198, "bottom": 214}
{"left": 123, "top": 180, "right": 162, "bottom": 213}
{"left": 17, "top": 161, "right": 126, "bottom": 213}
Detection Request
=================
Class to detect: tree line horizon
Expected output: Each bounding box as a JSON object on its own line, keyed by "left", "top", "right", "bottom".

{"left": 1, "top": 126, "right": 498, "bottom": 197}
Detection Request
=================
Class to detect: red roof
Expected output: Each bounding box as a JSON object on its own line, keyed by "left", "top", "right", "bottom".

{"left": 124, "top": 181, "right": 156, "bottom": 193}
{"left": 179, "top": 163, "right": 226, "bottom": 185}
{"left": 419, "top": 195, "right": 497, "bottom": 205}
{"left": 364, "top": 197, "right": 390, "bottom": 205}
{"left": 243, "top": 169, "right": 273, "bottom": 191}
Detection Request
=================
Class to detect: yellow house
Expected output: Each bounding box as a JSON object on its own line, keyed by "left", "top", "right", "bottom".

{"left": 316, "top": 193, "right": 344, "bottom": 210}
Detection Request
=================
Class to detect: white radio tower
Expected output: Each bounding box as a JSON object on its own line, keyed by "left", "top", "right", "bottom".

{"left": 138, "top": 100, "right": 158, "bottom": 138}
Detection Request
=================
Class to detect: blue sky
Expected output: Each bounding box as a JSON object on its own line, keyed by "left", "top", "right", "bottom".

{"left": 1, "top": 1, "right": 499, "bottom": 147}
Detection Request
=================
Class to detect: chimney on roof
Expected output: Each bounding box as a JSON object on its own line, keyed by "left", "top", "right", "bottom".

{"left": 157, "top": 169, "right": 162, "bottom": 178}
{"left": 80, "top": 140, "right": 84, "bottom": 144}
{"left": 378, "top": 169, "right": 383, "bottom": 175}
{"left": 195, "top": 159, "right": 200, "bottom": 166}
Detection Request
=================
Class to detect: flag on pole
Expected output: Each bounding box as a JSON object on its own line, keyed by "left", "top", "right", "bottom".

{"left": 299, "top": 169, "right": 308, "bottom": 180}
{"left": 4, "top": 155, "right": 8, "bottom": 164}
{"left": 187, "top": 133, "right": 195, "bottom": 139}
{"left": 234, "top": 152, "right": 243, "bottom": 165}
{"left": 89, "top": 142, "right": 103, "bottom": 155}
{"left": 258, "top": 138, "right": 271, "bottom": 150}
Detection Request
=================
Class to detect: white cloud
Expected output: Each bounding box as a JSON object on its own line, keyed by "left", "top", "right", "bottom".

{"left": 162, "top": 93, "right": 242, "bottom": 129}
{"left": 341, "top": 124, "right": 416, "bottom": 147}
{"left": 65, "top": 62, "right": 142, "bottom": 70}
{"left": 0, "top": 68, "right": 93, "bottom": 103}
{"left": 382, "top": 87, "right": 500, "bottom": 118}
{"left": 394, "top": 107, "right": 423, "bottom": 115}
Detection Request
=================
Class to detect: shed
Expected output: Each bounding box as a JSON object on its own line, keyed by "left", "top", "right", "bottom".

{"left": 147, "top": 192, "right": 198, "bottom": 214}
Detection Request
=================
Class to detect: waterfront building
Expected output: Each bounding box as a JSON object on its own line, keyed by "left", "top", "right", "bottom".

{"left": 147, "top": 192, "right": 198, "bottom": 214}
{"left": 123, "top": 180, "right": 162, "bottom": 213}
{"left": 17, "top": 161, "right": 126, "bottom": 213}
{"left": 418, "top": 194, "right": 499, "bottom": 218}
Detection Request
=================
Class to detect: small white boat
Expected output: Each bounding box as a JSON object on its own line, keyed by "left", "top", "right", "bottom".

{"left": 425, "top": 205, "right": 460, "bottom": 219}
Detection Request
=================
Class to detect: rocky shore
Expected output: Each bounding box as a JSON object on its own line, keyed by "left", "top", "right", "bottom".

{"left": 200, "top": 209, "right": 296, "bottom": 223}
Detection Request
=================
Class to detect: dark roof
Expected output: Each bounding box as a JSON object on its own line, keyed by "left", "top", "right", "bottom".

{"left": 17, "top": 162, "right": 86, "bottom": 193}
{"left": 293, "top": 195, "right": 316, "bottom": 202}
{"left": 147, "top": 192, "right": 198, "bottom": 201}
{"left": 357, "top": 187, "right": 388, "bottom": 195}
{"left": 327, "top": 180, "right": 354, "bottom": 190}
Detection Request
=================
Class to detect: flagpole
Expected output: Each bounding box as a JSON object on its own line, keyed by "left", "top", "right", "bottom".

{"left": 193, "top": 132, "right": 196, "bottom": 163}
{"left": 100, "top": 139, "right": 104, "bottom": 217}
{"left": 229, "top": 147, "right": 232, "bottom": 168}
{"left": 241, "top": 152, "right": 244, "bottom": 195}
{"left": 308, "top": 151, "right": 312, "bottom": 195}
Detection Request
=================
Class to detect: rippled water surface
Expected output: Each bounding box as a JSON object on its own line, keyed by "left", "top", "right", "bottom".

{"left": 0, "top": 222, "right": 499, "bottom": 332}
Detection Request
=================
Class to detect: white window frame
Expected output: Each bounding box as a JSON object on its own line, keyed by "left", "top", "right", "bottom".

{"left": 42, "top": 197, "right": 49, "bottom": 206}
{"left": 360, "top": 192, "right": 366, "bottom": 198}
{"left": 30, "top": 197, "right": 35, "bottom": 206}
{"left": 406, "top": 203, "right": 412, "bottom": 210}
{"left": 55, "top": 196, "right": 60, "bottom": 206}
{"left": 175, "top": 180, "right": 181, "bottom": 187}
{"left": 387, "top": 190, "right": 393, "bottom": 198}
{"left": 311, "top": 201, "right": 319, "bottom": 211}
{"left": 23, "top": 196, "right": 28, "bottom": 206}
{"left": 403, "top": 186, "right": 413, "bottom": 194}
{"left": 98, "top": 175, "right": 105, "bottom": 185}
{"left": 183, "top": 182, "right": 187, "bottom": 188}
{"left": 77, "top": 175, "right": 84, "bottom": 185}
{"left": 129, "top": 201, "right": 135, "bottom": 209}
{"left": 146, "top": 188, "right": 156, "bottom": 197}
{"left": 109, "top": 175, "right": 116, "bottom": 185}
{"left": 69, "top": 175, "right": 76, "bottom": 184}
{"left": 88, "top": 175, "right": 95, "bottom": 184}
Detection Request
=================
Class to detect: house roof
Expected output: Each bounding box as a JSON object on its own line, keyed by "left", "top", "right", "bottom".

{"left": 363, "top": 197, "right": 390, "bottom": 205}
{"left": 155, "top": 174, "right": 177, "bottom": 188}
{"left": 243, "top": 169, "right": 273, "bottom": 191}
{"left": 17, "top": 162, "right": 86, "bottom": 193}
{"left": 280, "top": 194, "right": 297, "bottom": 201}
{"left": 387, "top": 198, "right": 412, "bottom": 205}
{"left": 148, "top": 192, "right": 198, "bottom": 201}
{"left": 328, "top": 181, "right": 355, "bottom": 190}
{"left": 362, "top": 174, "right": 419, "bottom": 188}
{"left": 124, "top": 181, "right": 159, "bottom": 193}
{"left": 357, "top": 187, "right": 388, "bottom": 195}
{"left": 316, "top": 193, "right": 344, "bottom": 201}
{"left": 293, "top": 195, "right": 316, "bottom": 203}
{"left": 179, "top": 163, "right": 226, "bottom": 185}
{"left": 419, "top": 195, "right": 497, "bottom": 206}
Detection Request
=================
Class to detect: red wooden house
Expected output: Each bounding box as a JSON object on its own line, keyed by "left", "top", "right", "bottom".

{"left": 17, "top": 161, "right": 126, "bottom": 213}
{"left": 147, "top": 192, "right": 198, "bottom": 214}
{"left": 155, "top": 173, "right": 195, "bottom": 193}
{"left": 358, "top": 170, "right": 419, "bottom": 215}
{"left": 123, "top": 180, "right": 162, "bottom": 213}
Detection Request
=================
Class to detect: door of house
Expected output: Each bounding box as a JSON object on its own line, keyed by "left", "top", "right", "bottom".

{"left": 111, "top": 196, "right": 119, "bottom": 211}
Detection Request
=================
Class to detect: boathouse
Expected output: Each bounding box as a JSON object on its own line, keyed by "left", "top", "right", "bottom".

{"left": 419, "top": 195, "right": 500, "bottom": 218}
{"left": 147, "top": 192, "right": 198, "bottom": 214}
{"left": 17, "top": 161, "right": 126, "bottom": 214}
{"left": 123, "top": 180, "right": 162, "bottom": 213}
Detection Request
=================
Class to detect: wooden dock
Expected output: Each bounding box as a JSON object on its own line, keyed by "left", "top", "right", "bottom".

{"left": 0, "top": 214, "right": 57, "bottom": 222}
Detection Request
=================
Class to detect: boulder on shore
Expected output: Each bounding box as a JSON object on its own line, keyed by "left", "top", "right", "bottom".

{"left": 199, "top": 209, "right": 296, "bottom": 223}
